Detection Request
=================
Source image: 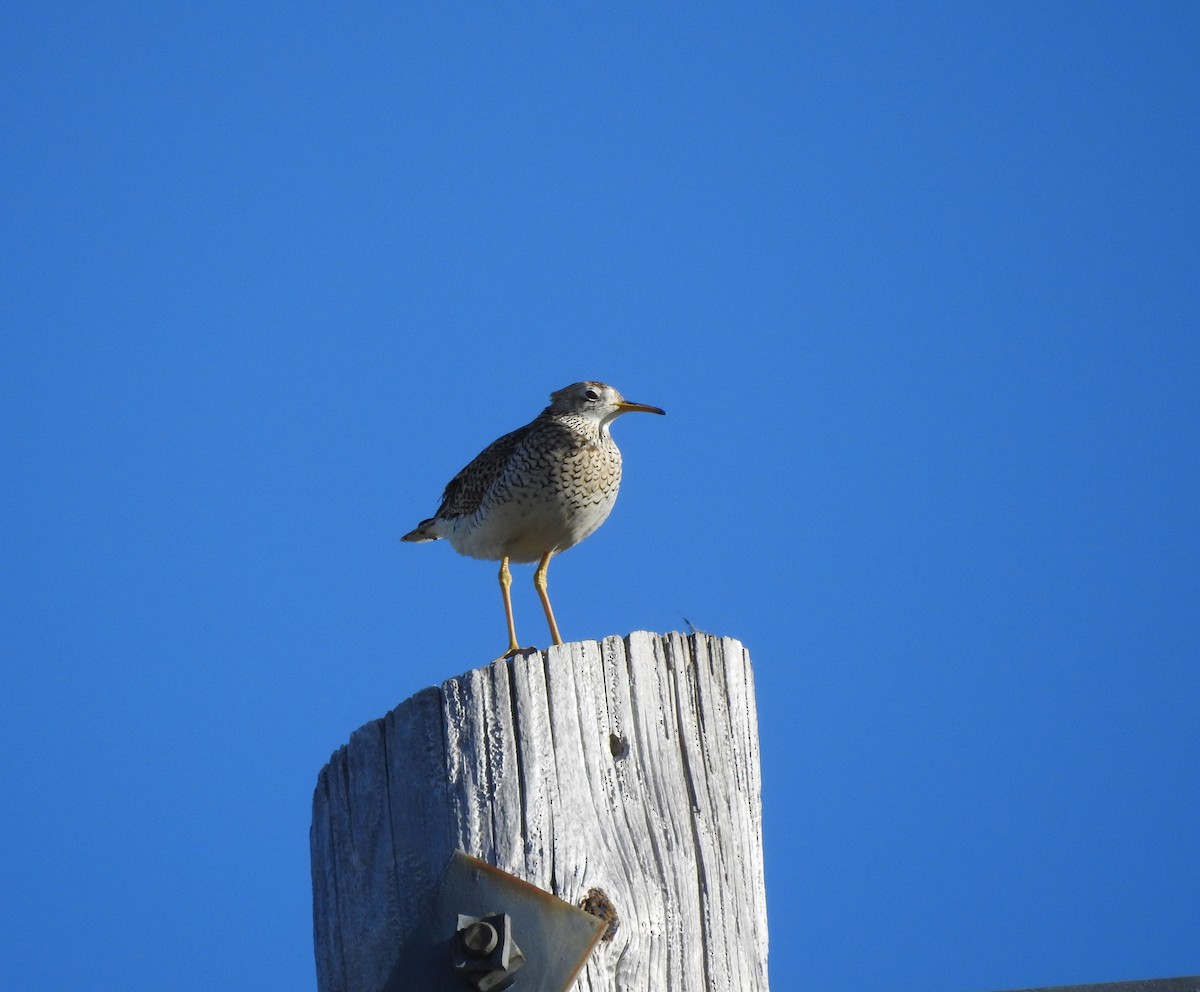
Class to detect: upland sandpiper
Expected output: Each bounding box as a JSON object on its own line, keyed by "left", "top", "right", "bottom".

{"left": 402, "top": 381, "right": 665, "bottom": 656}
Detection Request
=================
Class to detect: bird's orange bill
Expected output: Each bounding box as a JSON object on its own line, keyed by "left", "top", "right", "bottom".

{"left": 614, "top": 401, "right": 666, "bottom": 415}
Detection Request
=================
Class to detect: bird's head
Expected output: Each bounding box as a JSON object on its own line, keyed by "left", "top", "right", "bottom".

{"left": 548, "top": 381, "right": 666, "bottom": 429}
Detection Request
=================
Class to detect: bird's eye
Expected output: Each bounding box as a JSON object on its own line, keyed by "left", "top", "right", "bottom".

{"left": 584, "top": 388, "right": 600, "bottom": 401}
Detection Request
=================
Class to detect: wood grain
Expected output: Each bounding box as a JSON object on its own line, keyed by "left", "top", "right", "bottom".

{"left": 311, "top": 631, "right": 769, "bottom": 992}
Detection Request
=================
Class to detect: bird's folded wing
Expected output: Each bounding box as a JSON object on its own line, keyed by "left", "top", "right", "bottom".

{"left": 435, "top": 424, "right": 530, "bottom": 519}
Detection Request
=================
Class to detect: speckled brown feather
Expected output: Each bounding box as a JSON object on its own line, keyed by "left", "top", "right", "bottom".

{"left": 402, "top": 382, "right": 661, "bottom": 567}
{"left": 403, "top": 395, "right": 623, "bottom": 545}
{"left": 401, "top": 381, "right": 663, "bottom": 652}
{"left": 434, "top": 425, "right": 530, "bottom": 521}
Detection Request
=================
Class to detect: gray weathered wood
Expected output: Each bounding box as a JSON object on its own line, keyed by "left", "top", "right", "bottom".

{"left": 310, "top": 631, "right": 769, "bottom": 992}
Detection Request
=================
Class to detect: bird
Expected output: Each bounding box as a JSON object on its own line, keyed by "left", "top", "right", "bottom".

{"left": 402, "top": 381, "right": 665, "bottom": 657}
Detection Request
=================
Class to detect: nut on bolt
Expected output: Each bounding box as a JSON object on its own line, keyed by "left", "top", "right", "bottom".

{"left": 453, "top": 913, "right": 526, "bottom": 992}
{"left": 459, "top": 919, "right": 499, "bottom": 958}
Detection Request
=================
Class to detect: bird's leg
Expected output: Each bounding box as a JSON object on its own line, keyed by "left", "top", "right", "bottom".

{"left": 533, "top": 551, "right": 563, "bottom": 646}
{"left": 498, "top": 557, "right": 523, "bottom": 657}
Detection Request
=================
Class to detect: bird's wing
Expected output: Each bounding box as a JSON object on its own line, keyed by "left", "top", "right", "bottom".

{"left": 434, "top": 424, "right": 530, "bottom": 519}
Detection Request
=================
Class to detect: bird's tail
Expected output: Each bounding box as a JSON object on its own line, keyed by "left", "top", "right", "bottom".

{"left": 401, "top": 518, "right": 441, "bottom": 543}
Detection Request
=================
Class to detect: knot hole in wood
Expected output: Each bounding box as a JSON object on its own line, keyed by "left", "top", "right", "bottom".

{"left": 580, "top": 887, "right": 620, "bottom": 942}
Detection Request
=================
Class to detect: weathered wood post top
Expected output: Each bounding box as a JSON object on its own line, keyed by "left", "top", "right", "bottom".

{"left": 310, "top": 631, "right": 769, "bottom": 992}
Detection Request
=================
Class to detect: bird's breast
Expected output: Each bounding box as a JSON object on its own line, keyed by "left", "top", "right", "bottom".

{"left": 442, "top": 430, "right": 624, "bottom": 562}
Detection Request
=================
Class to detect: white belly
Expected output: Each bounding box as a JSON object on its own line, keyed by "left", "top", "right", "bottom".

{"left": 437, "top": 487, "right": 618, "bottom": 563}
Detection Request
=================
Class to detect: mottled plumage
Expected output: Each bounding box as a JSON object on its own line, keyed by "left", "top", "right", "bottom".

{"left": 403, "top": 381, "right": 665, "bottom": 655}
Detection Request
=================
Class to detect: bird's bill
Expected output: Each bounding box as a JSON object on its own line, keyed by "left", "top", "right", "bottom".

{"left": 614, "top": 400, "right": 666, "bottom": 416}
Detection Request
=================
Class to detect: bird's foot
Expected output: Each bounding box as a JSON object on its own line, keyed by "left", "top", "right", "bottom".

{"left": 497, "top": 643, "right": 538, "bottom": 661}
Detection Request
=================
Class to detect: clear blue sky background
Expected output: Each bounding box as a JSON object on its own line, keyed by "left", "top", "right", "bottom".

{"left": 3, "top": 4, "right": 1197, "bottom": 991}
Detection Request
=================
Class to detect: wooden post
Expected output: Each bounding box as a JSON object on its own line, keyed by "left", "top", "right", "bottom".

{"left": 310, "top": 631, "right": 769, "bottom": 992}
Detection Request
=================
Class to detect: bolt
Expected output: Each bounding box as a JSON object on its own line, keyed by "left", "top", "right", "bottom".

{"left": 459, "top": 920, "right": 499, "bottom": 959}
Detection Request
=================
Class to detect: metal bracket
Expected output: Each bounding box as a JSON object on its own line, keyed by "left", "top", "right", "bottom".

{"left": 378, "top": 851, "right": 607, "bottom": 992}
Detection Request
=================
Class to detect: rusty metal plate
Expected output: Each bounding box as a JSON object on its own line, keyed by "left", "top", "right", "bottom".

{"left": 378, "top": 852, "right": 606, "bottom": 992}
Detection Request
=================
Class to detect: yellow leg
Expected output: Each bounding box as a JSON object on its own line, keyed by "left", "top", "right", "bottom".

{"left": 534, "top": 551, "right": 563, "bottom": 646}
{"left": 499, "top": 557, "right": 523, "bottom": 657}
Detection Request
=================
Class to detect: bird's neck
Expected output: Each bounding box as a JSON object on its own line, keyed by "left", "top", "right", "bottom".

{"left": 553, "top": 412, "right": 609, "bottom": 441}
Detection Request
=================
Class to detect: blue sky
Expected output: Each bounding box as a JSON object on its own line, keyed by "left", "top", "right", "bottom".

{"left": 3, "top": 4, "right": 1198, "bottom": 990}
